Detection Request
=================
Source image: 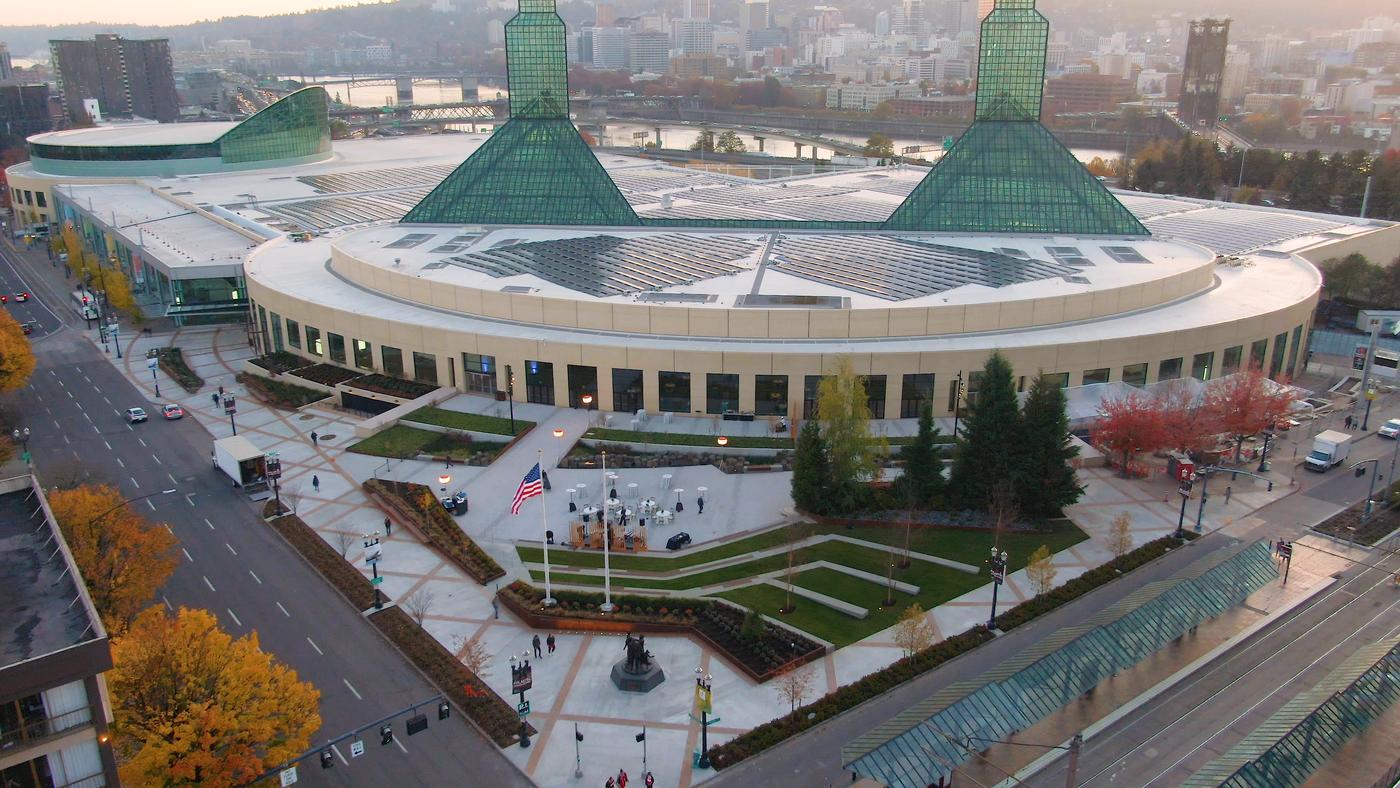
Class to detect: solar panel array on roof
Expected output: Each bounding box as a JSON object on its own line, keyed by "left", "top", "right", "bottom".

{"left": 1102, "top": 245, "right": 1150, "bottom": 263}
{"left": 1046, "top": 246, "right": 1093, "bottom": 267}
{"left": 763, "top": 197, "right": 896, "bottom": 222}
{"left": 638, "top": 203, "right": 786, "bottom": 220}
{"left": 683, "top": 185, "right": 857, "bottom": 207}
{"left": 635, "top": 292, "right": 718, "bottom": 303}
{"left": 1114, "top": 193, "right": 1202, "bottom": 219}
{"left": 861, "top": 180, "right": 921, "bottom": 198}
{"left": 770, "top": 236, "right": 1080, "bottom": 301}
{"left": 608, "top": 170, "right": 729, "bottom": 194}
{"left": 386, "top": 232, "right": 435, "bottom": 249}
{"left": 428, "top": 234, "right": 482, "bottom": 254}
{"left": 262, "top": 189, "right": 431, "bottom": 230}
{"left": 297, "top": 165, "right": 455, "bottom": 193}
{"left": 442, "top": 233, "right": 760, "bottom": 297}
{"left": 1144, "top": 208, "right": 1347, "bottom": 254}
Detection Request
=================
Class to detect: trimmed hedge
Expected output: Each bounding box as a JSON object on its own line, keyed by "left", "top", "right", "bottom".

{"left": 292, "top": 363, "right": 363, "bottom": 387}
{"left": 405, "top": 406, "right": 534, "bottom": 436}
{"left": 239, "top": 373, "right": 329, "bottom": 409}
{"left": 364, "top": 479, "right": 506, "bottom": 584}
{"left": 707, "top": 627, "right": 995, "bottom": 769}
{"left": 156, "top": 347, "right": 203, "bottom": 393}
{"left": 994, "top": 532, "right": 1197, "bottom": 631}
{"left": 348, "top": 374, "right": 438, "bottom": 400}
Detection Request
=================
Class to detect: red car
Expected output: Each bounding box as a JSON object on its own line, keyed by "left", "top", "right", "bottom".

{"left": 20, "top": 322, "right": 34, "bottom": 335}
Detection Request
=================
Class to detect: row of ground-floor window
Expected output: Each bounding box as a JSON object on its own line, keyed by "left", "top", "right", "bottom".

{"left": 254, "top": 307, "right": 1306, "bottom": 418}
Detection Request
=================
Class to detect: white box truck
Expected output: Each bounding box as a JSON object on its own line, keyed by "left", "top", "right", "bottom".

{"left": 213, "top": 436, "right": 271, "bottom": 498}
{"left": 1304, "top": 430, "right": 1352, "bottom": 472}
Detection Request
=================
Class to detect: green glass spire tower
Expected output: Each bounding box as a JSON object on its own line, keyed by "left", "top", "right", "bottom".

{"left": 883, "top": 0, "right": 1147, "bottom": 236}
{"left": 403, "top": 0, "right": 638, "bottom": 226}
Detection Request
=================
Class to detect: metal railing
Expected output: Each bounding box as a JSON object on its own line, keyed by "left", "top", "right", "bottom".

{"left": 0, "top": 705, "right": 95, "bottom": 750}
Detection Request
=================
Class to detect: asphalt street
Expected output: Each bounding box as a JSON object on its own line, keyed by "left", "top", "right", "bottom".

{"left": 714, "top": 418, "right": 1400, "bottom": 787}
{"left": 0, "top": 239, "right": 531, "bottom": 787}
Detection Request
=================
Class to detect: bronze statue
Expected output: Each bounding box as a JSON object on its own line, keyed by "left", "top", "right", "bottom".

{"left": 623, "top": 633, "right": 652, "bottom": 673}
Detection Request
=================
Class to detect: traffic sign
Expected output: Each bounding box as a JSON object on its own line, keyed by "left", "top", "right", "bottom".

{"left": 1277, "top": 541, "right": 1292, "bottom": 559}
{"left": 371, "top": 576, "right": 383, "bottom": 586}
{"left": 517, "top": 700, "right": 531, "bottom": 716}
{"left": 350, "top": 739, "right": 365, "bottom": 758}
{"left": 279, "top": 767, "right": 298, "bottom": 786}
{"left": 147, "top": 357, "right": 158, "bottom": 369}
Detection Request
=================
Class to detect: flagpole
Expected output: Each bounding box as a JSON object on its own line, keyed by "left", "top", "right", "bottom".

{"left": 540, "top": 449, "right": 555, "bottom": 606}
{"left": 600, "top": 450, "right": 614, "bottom": 612}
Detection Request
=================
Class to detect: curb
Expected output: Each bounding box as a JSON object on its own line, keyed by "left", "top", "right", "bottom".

{"left": 997, "top": 573, "right": 1333, "bottom": 787}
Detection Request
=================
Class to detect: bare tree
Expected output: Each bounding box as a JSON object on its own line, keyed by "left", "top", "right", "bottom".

{"left": 987, "top": 481, "right": 1019, "bottom": 544}
{"left": 336, "top": 531, "right": 356, "bottom": 559}
{"left": 775, "top": 662, "right": 815, "bottom": 713}
{"left": 893, "top": 603, "right": 935, "bottom": 657}
{"left": 453, "top": 635, "right": 491, "bottom": 677}
{"left": 1109, "top": 512, "right": 1134, "bottom": 559}
{"left": 782, "top": 522, "right": 803, "bottom": 614}
{"left": 403, "top": 587, "right": 436, "bottom": 626}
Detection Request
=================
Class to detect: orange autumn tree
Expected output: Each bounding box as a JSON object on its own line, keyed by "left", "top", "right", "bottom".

{"left": 1093, "top": 391, "right": 1168, "bottom": 476}
{"left": 110, "top": 607, "right": 321, "bottom": 787}
{"left": 1202, "top": 366, "right": 1296, "bottom": 463}
{"left": 47, "top": 484, "right": 178, "bottom": 635}
{"left": 0, "top": 308, "right": 36, "bottom": 392}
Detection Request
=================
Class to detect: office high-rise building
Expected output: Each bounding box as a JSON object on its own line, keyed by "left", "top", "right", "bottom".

{"left": 0, "top": 42, "right": 13, "bottom": 84}
{"left": 595, "top": 2, "right": 617, "bottom": 27}
{"left": 1179, "top": 18, "right": 1230, "bottom": 128}
{"left": 685, "top": 0, "right": 710, "bottom": 20}
{"left": 673, "top": 18, "right": 716, "bottom": 55}
{"left": 896, "top": 0, "right": 928, "bottom": 37}
{"left": 50, "top": 34, "right": 179, "bottom": 123}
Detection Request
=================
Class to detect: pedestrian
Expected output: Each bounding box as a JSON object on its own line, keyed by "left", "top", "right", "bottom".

{"left": 384, "top": 515, "right": 392, "bottom": 535}
{"left": 492, "top": 596, "right": 499, "bottom": 620}
{"left": 606, "top": 778, "right": 616, "bottom": 788}
{"left": 312, "top": 474, "right": 320, "bottom": 493}
{"left": 210, "top": 450, "right": 216, "bottom": 469}
{"left": 617, "top": 768, "right": 629, "bottom": 788}
{"left": 547, "top": 634, "right": 556, "bottom": 654}
{"left": 697, "top": 495, "right": 704, "bottom": 514}
{"left": 532, "top": 634, "right": 542, "bottom": 659}
{"left": 310, "top": 430, "right": 319, "bottom": 447}
{"left": 1225, "top": 486, "right": 1233, "bottom": 504}
{"left": 1345, "top": 415, "right": 1354, "bottom": 430}
{"left": 212, "top": 392, "right": 220, "bottom": 406}
{"left": 218, "top": 384, "right": 224, "bottom": 396}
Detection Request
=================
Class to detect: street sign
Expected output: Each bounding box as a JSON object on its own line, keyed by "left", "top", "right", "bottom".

{"left": 146, "top": 357, "right": 158, "bottom": 370}
{"left": 371, "top": 575, "right": 383, "bottom": 585}
{"left": 364, "top": 537, "right": 382, "bottom": 566}
{"left": 279, "top": 767, "right": 298, "bottom": 786}
{"left": 517, "top": 700, "right": 531, "bottom": 716}
{"left": 1277, "top": 541, "right": 1292, "bottom": 559}
{"left": 991, "top": 568, "right": 1005, "bottom": 585}
{"left": 350, "top": 739, "right": 365, "bottom": 758}
{"left": 511, "top": 662, "right": 533, "bottom": 694}
{"left": 1178, "top": 483, "right": 1192, "bottom": 498}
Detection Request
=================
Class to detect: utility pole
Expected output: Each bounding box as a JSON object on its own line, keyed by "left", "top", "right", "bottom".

{"left": 1359, "top": 318, "right": 1381, "bottom": 431}
{"left": 1065, "top": 733, "right": 1082, "bottom": 788}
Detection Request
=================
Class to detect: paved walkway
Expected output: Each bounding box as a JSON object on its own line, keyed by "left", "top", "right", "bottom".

{"left": 69, "top": 308, "right": 1399, "bottom": 787}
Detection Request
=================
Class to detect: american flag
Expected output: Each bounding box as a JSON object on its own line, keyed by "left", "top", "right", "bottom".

{"left": 510, "top": 463, "right": 544, "bottom": 515}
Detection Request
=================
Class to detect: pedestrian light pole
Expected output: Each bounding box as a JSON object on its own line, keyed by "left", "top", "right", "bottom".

{"left": 510, "top": 652, "right": 533, "bottom": 748}
{"left": 505, "top": 364, "right": 517, "bottom": 435}
{"left": 11, "top": 427, "right": 30, "bottom": 466}
{"left": 951, "top": 371, "right": 965, "bottom": 439}
{"left": 1352, "top": 459, "right": 1381, "bottom": 522}
{"left": 107, "top": 315, "right": 122, "bottom": 358}
{"left": 364, "top": 531, "right": 384, "bottom": 610}
{"left": 146, "top": 349, "right": 161, "bottom": 398}
{"left": 988, "top": 547, "right": 1008, "bottom": 629}
{"left": 693, "top": 668, "right": 715, "bottom": 770}
{"left": 222, "top": 394, "right": 238, "bottom": 435}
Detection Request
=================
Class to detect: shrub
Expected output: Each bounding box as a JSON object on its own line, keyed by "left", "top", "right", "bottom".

{"left": 156, "top": 347, "right": 203, "bottom": 393}
{"left": 248, "top": 351, "right": 310, "bottom": 374}
{"left": 347, "top": 374, "right": 438, "bottom": 399}
{"left": 364, "top": 479, "right": 505, "bottom": 584}
{"left": 239, "top": 373, "right": 328, "bottom": 409}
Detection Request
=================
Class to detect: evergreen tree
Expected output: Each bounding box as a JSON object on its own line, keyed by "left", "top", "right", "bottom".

{"left": 790, "top": 419, "right": 832, "bottom": 515}
{"left": 949, "top": 352, "right": 1022, "bottom": 509}
{"left": 1018, "top": 375, "right": 1083, "bottom": 519}
{"left": 896, "top": 402, "right": 945, "bottom": 507}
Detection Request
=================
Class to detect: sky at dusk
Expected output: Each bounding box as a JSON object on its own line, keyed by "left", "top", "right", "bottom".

{"left": 5, "top": 0, "right": 375, "bottom": 26}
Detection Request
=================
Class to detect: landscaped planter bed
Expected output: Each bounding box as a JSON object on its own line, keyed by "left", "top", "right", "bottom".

{"left": 994, "top": 532, "right": 1196, "bottom": 631}
{"left": 404, "top": 406, "right": 534, "bottom": 436}
{"left": 238, "top": 372, "right": 329, "bottom": 409}
{"left": 707, "top": 626, "right": 995, "bottom": 769}
{"left": 562, "top": 445, "right": 789, "bottom": 473}
{"left": 290, "top": 362, "right": 364, "bottom": 387}
{"left": 156, "top": 347, "right": 203, "bottom": 393}
{"left": 501, "top": 581, "right": 823, "bottom": 683}
{"left": 264, "top": 513, "right": 379, "bottom": 610}
{"left": 367, "top": 606, "right": 530, "bottom": 748}
{"left": 812, "top": 510, "right": 1061, "bottom": 534}
{"left": 345, "top": 374, "right": 438, "bottom": 400}
{"left": 1312, "top": 481, "right": 1400, "bottom": 546}
{"left": 364, "top": 478, "right": 506, "bottom": 584}
{"left": 248, "top": 351, "right": 311, "bottom": 375}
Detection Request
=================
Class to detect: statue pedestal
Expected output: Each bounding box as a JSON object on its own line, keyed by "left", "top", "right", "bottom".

{"left": 610, "top": 659, "right": 666, "bottom": 693}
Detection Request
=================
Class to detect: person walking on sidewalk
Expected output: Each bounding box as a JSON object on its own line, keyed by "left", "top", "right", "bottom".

{"left": 532, "top": 634, "right": 542, "bottom": 659}
{"left": 697, "top": 495, "right": 705, "bottom": 514}
{"left": 546, "top": 634, "right": 556, "bottom": 654}
{"left": 1225, "top": 486, "right": 1233, "bottom": 504}
{"left": 311, "top": 475, "right": 320, "bottom": 493}
{"left": 383, "top": 515, "right": 392, "bottom": 535}
{"left": 310, "top": 430, "right": 319, "bottom": 447}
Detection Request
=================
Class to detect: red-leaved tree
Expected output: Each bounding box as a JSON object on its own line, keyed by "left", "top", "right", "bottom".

{"left": 1159, "top": 381, "right": 1218, "bottom": 455}
{"left": 1202, "top": 366, "right": 1296, "bottom": 463}
{"left": 1094, "top": 391, "right": 1170, "bottom": 476}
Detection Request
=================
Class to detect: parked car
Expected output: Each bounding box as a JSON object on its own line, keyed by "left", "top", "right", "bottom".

{"left": 161, "top": 404, "right": 184, "bottom": 420}
{"left": 666, "top": 532, "right": 692, "bottom": 551}
{"left": 13, "top": 292, "right": 29, "bottom": 302}
{"left": 1380, "top": 418, "right": 1400, "bottom": 439}
{"left": 452, "top": 490, "right": 469, "bottom": 513}
{"left": 125, "top": 407, "right": 148, "bottom": 424}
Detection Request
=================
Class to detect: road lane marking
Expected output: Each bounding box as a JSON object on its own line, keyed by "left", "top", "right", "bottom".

{"left": 129, "top": 476, "right": 139, "bottom": 488}
{"left": 248, "top": 570, "right": 261, "bottom": 584}
{"left": 82, "top": 375, "right": 90, "bottom": 383}
{"left": 66, "top": 390, "right": 72, "bottom": 399}
{"left": 138, "top": 438, "right": 146, "bottom": 447}
{"left": 164, "top": 524, "right": 173, "bottom": 534}
{"left": 152, "top": 454, "right": 162, "bottom": 465}
{"left": 115, "top": 457, "right": 124, "bottom": 469}
{"left": 167, "top": 472, "right": 177, "bottom": 486}
{"left": 394, "top": 737, "right": 408, "bottom": 754}
{"left": 225, "top": 543, "right": 237, "bottom": 556}
{"left": 332, "top": 744, "right": 348, "bottom": 765}
{"left": 181, "top": 548, "right": 193, "bottom": 562}
{"left": 185, "top": 493, "right": 196, "bottom": 507}
{"left": 63, "top": 435, "right": 70, "bottom": 445}
{"left": 343, "top": 679, "right": 362, "bottom": 700}
{"left": 307, "top": 637, "right": 323, "bottom": 655}
{"left": 276, "top": 601, "right": 291, "bottom": 617}
{"left": 146, "top": 499, "right": 156, "bottom": 511}
{"left": 203, "top": 576, "right": 216, "bottom": 592}
{"left": 103, "top": 441, "right": 111, "bottom": 450}
{"left": 204, "top": 518, "right": 214, "bottom": 530}
{"left": 162, "top": 595, "right": 173, "bottom": 611}
{"left": 82, "top": 411, "right": 91, "bottom": 422}
{"left": 227, "top": 608, "right": 242, "bottom": 627}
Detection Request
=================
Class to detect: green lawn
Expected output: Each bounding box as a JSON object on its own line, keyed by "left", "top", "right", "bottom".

{"left": 716, "top": 584, "right": 859, "bottom": 646}
{"left": 349, "top": 425, "right": 509, "bottom": 461}
{"left": 404, "top": 406, "right": 534, "bottom": 436}
{"left": 584, "top": 427, "right": 793, "bottom": 450}
{"left": 517, "top": 523, "right": 817, "bottom": 572}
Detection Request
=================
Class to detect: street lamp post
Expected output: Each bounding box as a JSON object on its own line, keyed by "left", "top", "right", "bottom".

{"left": 505, "top": 364, "right": 517, "bottom": 435}
{"left": 694, "top": 668, "right": 714, "bottom": 770}
{"left": 222, "top": 394, "right": 238, "bottom": 435}
{"left": 364, "top": 531, "right": 384, "bottom": 610}
{"left": 12, "top": 427, "right": 31, "bottom": 466}
{"left": 510, "top": 652, "right": 533, "bottom": 748}
{"left": 988, "top": 547, "right": 1008, "bottom": 629}
{"left": 1352, "top": 459, "right": 1381, "bottom": 522}
{"left": 552, "top": 427, "right": 565, "bottom": 467}
{"left": 1175, "top": 473, "right": 1194, "bottom": 539}
{"left": 108, "top": 315, "right": 122, "bottom": 358}
{"left": 146, "top": 350, "right": 161, "bottom": 398}
{"left": 952, "top": 372, "right": 964, "bottom": 439}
